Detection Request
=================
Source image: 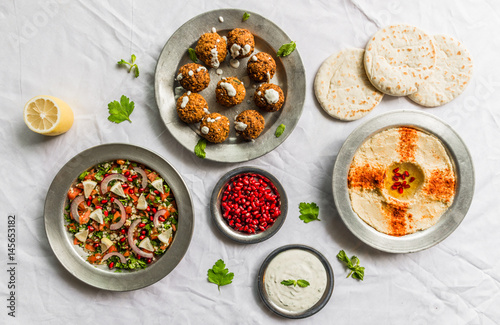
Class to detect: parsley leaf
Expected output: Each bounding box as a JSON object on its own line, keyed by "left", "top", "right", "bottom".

{"left": 242, "top": 12, "right": 251, "bottom": 21}
{"left": 194, "top": 138, "right": 207, "bottom": 159}
{"left": 275, "top": 124, "right": 286, "bottom": 137}
{"left": 188, "top": 48, "right": 197, "bottom": 63}
{"left": 296, "top": 279, "right": 310, "bottom": 288}
{"left": 207, "top": 259, "right": 234, "bottom": 292}
{"left": 337, "top": 250, "right": 365, "bottom": 281}
{"left": 277, "top": 41, "right": 296, "bottom": 57}
{"left": 281, "top": 279, "right": 296, "bottom": 286}
{"left": 298, "top": 202, "right": 320, "bottom": 223}
{"left": 107, "top": 95, "right": 135, "bottom": 123}
{"left": 117, "top": 54, "right": 139, "bottom": 78}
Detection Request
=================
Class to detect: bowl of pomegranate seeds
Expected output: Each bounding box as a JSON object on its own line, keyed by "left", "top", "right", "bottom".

{"left": 210, "top": 167, "right": 288, "bottom": 244}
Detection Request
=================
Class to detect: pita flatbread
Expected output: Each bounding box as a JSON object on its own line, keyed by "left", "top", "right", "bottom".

{"left": 364, "top": 24, "right": 437, "bottom": 96}
{"left": 314, "top": 48, "right": 384, "bottom": 121}
{"left": 408, "top": 35, "right": 473, "bottom": 107}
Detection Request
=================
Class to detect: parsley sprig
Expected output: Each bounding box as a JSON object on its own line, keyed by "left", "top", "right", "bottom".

{"left": 275, "top": 124, "right": 285, "bottom": 137}
{"left": 207, "top": 259, "right": 234, "bottom": 292}
{"left": 337, "top": 250, "right": 365, "bottom": 281}
{"left": 299, "top": 202, "right": 320, "bottom": 223}
{"left": 117, "top": 54, "right": 139, "bottom": 78}
{"left": 107, "top": 95, "right": 135, "bottom": 123}
{"left": 277, "top": 41, "right": 296, "bottom": 57}
{"left": 194, "top": 138, "right": 207, "bottom": 159}
{"left": 281, "top": 279, "right": 310, "bottom": 287}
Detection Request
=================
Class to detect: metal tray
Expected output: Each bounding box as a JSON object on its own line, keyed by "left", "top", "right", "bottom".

{"left": 154, "top": 9, "right": 305, "bottom": 162}
{"left": 332, "top": 110, "right": 474, "bottom": 253}
{"left": 44, "top": 144, "right": 194, "bottom": 291}
{"left": 257, "top": 245, "right": 334, "bottom": 319}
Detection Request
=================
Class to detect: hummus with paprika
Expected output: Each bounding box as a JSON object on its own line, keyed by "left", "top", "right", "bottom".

{"left": 348, "top": 127, "right": 456, "bottom": 236}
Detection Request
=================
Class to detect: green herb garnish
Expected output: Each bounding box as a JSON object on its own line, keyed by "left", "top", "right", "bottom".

{"left": 242, "top": 12, "right": 250, "bottom": 21}
{"left": 337, "top": 250, "right": 365, "bottom": 281}
{"left": 117, "top": 54, "right": 139, "bottom": 78}
{"left": 277, "top": 41, "right": 296, "bottom": 57}
{"left": 281, "top": 279, "right": 310, "bottom": 287}
{"left": 107, "top": 95, "right": 135, "bottom": 123}
{"left": 207, "top": 259, "right": 234, "bottom": 292}
{"left": 188, "top": 48, "right": 197, "bottom": 62}
{"left": 299, "top": 202, "right": 320, "bottom": 223}
{"left": 195, "top": 138, "right": 207, "bottom": 159}
{"left": 275, "top": 124, "right": 285, "bottom": 137}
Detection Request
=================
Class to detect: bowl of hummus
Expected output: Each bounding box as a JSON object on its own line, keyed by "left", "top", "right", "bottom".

{"left": 333, "top": 110, "right": 474, "bottom": 253}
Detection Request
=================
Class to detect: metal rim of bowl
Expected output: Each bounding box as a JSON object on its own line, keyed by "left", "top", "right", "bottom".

{"left": 257, "top": 244, "right": 334, "bottom": 319}
{"left": 210, "top": 166, "right": 288, "bottom": 244}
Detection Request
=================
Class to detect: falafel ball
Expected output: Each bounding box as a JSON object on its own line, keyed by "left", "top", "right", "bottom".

{"left": 195, "top": 32, "right": 227, "bottom": 69}
{"left": 247, "top": 52, "right": 276, "bottom": 82}
{"left": 254, "top": 83, "right": 285, "bottom": 112}
{"left": 200, "top": 113, "right": 230, "bottom": 143}
{"left": 234, "top": 110, "right": 265, "bottom": 140}
{"left": 227, "top": 28, "right": 255, "bottom": 59}
{"left": 215, "top": 77, "right": 246, "bottom": 107}
{"left": 176, "top": 92, "right": 209, "bottom": 124}
{"left": 176, "top": 63, "right": 210, "bottom": 92}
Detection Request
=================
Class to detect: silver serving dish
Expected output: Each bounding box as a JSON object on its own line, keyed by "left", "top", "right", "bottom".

{"left": 257, "top": 245, "right": 334, "bottom": 319}
{"left": 44, "top": 144, "right": 194, "bottom": 291}
{"left": 210, "top": 166, "right": 287, "bottom": 244}
{"left": 154, "top": 9, "right": 306, "bottom": 162}
{"left": 332, "top": 110, "right": 474, "bottom": 253}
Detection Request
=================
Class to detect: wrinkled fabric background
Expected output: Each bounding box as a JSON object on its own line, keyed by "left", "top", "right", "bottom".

{"left": 1, "top": 0, "right": 499, "bottom": 324}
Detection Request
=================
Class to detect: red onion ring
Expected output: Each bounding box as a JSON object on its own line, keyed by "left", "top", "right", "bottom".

{"left": 70, "top": 195, "right": 87, "bottom": 224}
{"left": 153, "top": 209, "right": 167, "bottom": 228}
{"left": 110, "top": 199, "right": 126, "bottom": 230}
{"left": 133, "top": 167, "right": 148, "bottom": 189}
{"left": 102, "top": 252, "right": 126, "bottom": 264}
{"left": 101, "top": 174, "right": 127, "bottom": 194}
{"left": 127, "top": 219, "right": 154, "bottom": 259}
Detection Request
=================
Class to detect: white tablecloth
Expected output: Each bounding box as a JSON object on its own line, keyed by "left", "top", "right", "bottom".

{"left": 2, "top": 0, "right": 500, "bottom": 324}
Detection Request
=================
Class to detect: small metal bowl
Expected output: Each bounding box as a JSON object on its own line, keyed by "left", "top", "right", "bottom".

{"left": 210, "top": 167, "right": 288, "bottom": 244}
{"left": 257, "top": 245, "right": 334, "bottom": 319}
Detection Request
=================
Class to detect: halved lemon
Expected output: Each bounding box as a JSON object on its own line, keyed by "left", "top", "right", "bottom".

{"left": 23, "top": 95, "right": 74, "bottom": 136}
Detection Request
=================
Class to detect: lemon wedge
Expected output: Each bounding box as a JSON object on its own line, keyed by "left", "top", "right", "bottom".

{"left": 82, "top": 180, "right": 97, "bottom": 199}
{"left": 136, "top": 193, "right": 147, "bottom": 210}
{"left": 23, "top": 95, "right": 74, "bottom": 136}
{"left": 151, "top": 179, "right": 164, "bottom": 194}
{"left": 89, "top": 209, "right": 104, "bottom": 224}
{"left": 110, "top": 182, "right": 126, "bottom": 198}
{"left": 158, "top": 228, "right": 173, "bottom": 245}
{"left": 101, "top": 238, "right": 113, "bottom": 252}
{"left": 139, "top": 237, "right": 154, "bottom": 252}
{"left": 75, "top": 229, "right": 89, "bottom": 242}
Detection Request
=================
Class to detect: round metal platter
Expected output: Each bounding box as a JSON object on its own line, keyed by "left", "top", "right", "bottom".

{"left": 257, "top": 245, "right": 334, "bottom": 319}
{"left": 332, "top": 110, "right": 474, "bottom": 253}
{"left": 210, "top": 166, "right": 287, "bottom": 244}
{"left": 44, "top": 144, "right": 194, "bottom": 291}
{"left": 154, "top": 9, "right": 306, "bottom": 162}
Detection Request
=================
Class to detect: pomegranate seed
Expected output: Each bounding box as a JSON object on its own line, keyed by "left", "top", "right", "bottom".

{"left": 152, "top": 208, "right": 157, "bottom": 213}
{"left": 88, "top": 225, "right": 94, "bottom": 231}
{"left": 393, "top": 168, "right": 399, "bottom": 173}
{"left": 127, "top": 177, "right": 133, "bottom": 182}
{"left": 109, "top": 262, "right": 114, "bottom": 269}
{"left": 101, "top": 199, "right": 108, "bottom": 204}
{"left": 121, "top": 228, "right": 126, "bottom": 234}
{"left": 404, "top": 171, "right": 409, "bottom": 177}
{"left": 110, "top": 197, "right": 115, "bottom": 202}
{"left": 159, "top": 216, "right": 166, "bottom": 222}
{"left": 393, "top": 176, "right": 399, "bottom": 181}
{"left": 122, "top": 183, "right": 128, "bottom": 188}
{"left": 395, "top": 173, "right": 401, "bottom": 177}
{"left": 93, "top": 243, "right": 99, "bottom": 248}
{"left": 401, "top": 174, "right": 406, "bottom": 180}
{"left": 409, "top": 177, "right": 415, "bottom": 183}
{"left": 124, "top": 171, "right": 130, "bottom": 176}
{"left": 139, "top": 235, "right": 145, "bottom": 240}
{"left": 149, "top": 216, "right": 154, "bottom": 221}
{"left": 139, "top": 222, "right": 146, "bottom": 228}
{"left": 96, "top": 206, "right": 102, "bottom": 210}
{"left": 154, "top": 190, "right": 160, "bottom": 195}
{"left": 120, "top": 237, "right": 126, "bottom": 242}
{"left": 404, "top": 184, "right": 411, "bottom": 189}
{"left": 394, "top": 182, "right": 401, "bottom": 186}
{"left": 132, "top": 175, "right": 138, "bottom": 179}
{"left": 142, "top": 230, "right": 147, "bottom": 235}
{"left": 146, "top": 206, "right": 151, "bottom": 212}
{"left": 398, "top": 187, "right": 404, "bottom": 194}
{"left": 104, "top": 211, "right": 109, "bottom": 216}
{"left": 139, "top": 188, "right": 145, "bottom": 193}
{"left": 146, "top": 259, "right": 152, "bottom": 264}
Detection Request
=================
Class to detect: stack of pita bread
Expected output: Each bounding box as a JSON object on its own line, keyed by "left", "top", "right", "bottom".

{"left": 314, "top": 24, "right": 473, "bottom": 121}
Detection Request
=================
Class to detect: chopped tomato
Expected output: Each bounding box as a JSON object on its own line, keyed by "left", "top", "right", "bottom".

{"left": 112, "top": 211, "right": 121, "bottom": 222}
{"left": 147, "top": 172, "right": 157, "bottom": 182}
{"left": 107, "top": 245, "right": 118, "bottom": 253}
{"left": 125, "top": 206, "right": 132, "bottom": 214}
{"left": 116, "top": 159, "right": 126, "bottom": 165}
{"left": 88, "top": 253, "right": 102, "bottom": 264}
{"left": 85, "top": 243, "right": 95, "bottom": 252}
{"left": 67, "top": 188, "right": 81, "bottom": 200}
{"left": 79, "top": 209, "right": 90, "bottom": 224}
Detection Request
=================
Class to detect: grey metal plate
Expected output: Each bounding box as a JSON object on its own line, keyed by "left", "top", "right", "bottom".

{"left": 44, "top": 144, "right": 194, "bottom": 291}
{"left": 210, "top": 166, "right": 287, "bottom": 244}
{"left": 154, "top": 9, "right": 306, "bottom": 162}
{"left": 257, "top": 245, "right": 334, "bottom": 319}
{"left": 332, "top": 110, "right": 474, "bottom": 253}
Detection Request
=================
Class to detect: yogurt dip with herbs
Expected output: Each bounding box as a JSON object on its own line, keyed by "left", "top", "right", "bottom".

{"left": 264, "top": 248, "right": 327, "bottom": 314}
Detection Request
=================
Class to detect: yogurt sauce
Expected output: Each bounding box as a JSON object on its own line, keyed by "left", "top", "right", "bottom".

{"left": 264, "top": 249, "right": 327, "bottom": 314}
